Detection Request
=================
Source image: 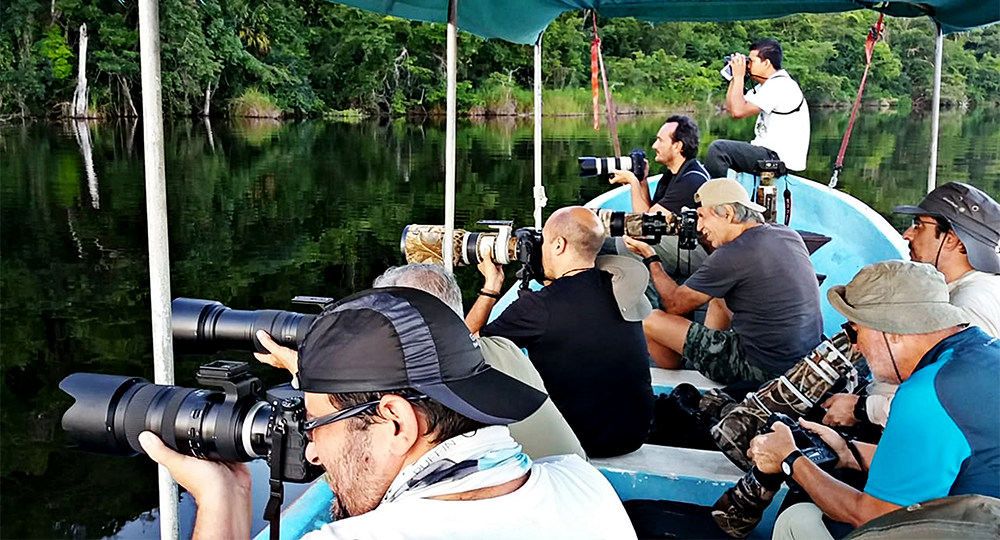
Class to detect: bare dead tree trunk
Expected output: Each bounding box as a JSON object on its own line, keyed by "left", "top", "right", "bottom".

{"left": 71, "top": 24, "right": 89, "bottom": 118}
{"left": 120, "top": 75, "right": 137, "bottom": 117}
{"left": 201, "top": 81, "right": 212, "bottom": 117}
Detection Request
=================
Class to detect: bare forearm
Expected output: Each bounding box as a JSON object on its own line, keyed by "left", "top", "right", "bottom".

{"left": 465, "top": 296, "right": 496, "bottom": 334}
{"left": 792, "top": 459, "right": 895, "bottom": 527}
{"left": 649, "top": 262, "right": 681, "bottom": 311}
{"left": 630, "top": 180, "right": 653, "bottom": 213}
{"left": 192, "top": 490, "right": 253, "bottom": 540}
{"left": 726, "top": 76, "right": 746, "bottom": 116}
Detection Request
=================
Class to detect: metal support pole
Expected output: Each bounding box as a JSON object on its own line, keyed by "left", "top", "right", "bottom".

{"left": 137, "top": 0, "right": 178, "bottom": 538}
{"left": 927, "top": 24, "right": 943, "bottom": 194}
{"left": 532, "top": 35, "right": 546, "bottom": 230}
{"left": 443, "top": 0, "right": 457, "bottom": 273}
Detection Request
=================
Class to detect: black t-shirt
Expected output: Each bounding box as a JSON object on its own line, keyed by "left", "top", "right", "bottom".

{"left": 482, "top": 269, "right": 654, "bottom": 458}
{"left": 684, "top": 224, "right": 823, "bottom": 374}
{"left": 650, "top": 158, "right": 711, "bottom": 214}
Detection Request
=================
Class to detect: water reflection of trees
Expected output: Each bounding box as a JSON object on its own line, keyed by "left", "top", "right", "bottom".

{"left": 0, "top": 111, "right": 997, "bottom": 538}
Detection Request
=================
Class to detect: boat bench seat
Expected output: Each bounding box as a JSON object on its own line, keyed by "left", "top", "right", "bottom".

{"left": 650, "top": 367, "right": 723, "bottom": 395}
{"left": 593, "top": 444, "right": 787, "bottom": 538}
{"left": 592, "top": 445, "right": 745, "bottom": 505}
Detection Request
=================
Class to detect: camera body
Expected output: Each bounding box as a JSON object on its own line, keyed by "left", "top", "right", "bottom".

{"left": 578, "top": 149, "right": 647, "bottom": 181}
{"left": 60, "top": 360, "right": 323, "bottom": 484}
{"left": 513, "top": 227, "right": 544, "bottom": 288}
{"left": 677, "top": 208, "right": 698, "bottom": 250}
{"left": 764, "top": 412, "right": 839, "bottom": 472}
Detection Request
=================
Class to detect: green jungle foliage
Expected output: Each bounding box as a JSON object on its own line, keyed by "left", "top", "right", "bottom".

{"left": 1, "top": 1, "right": 998, "bottom": 118}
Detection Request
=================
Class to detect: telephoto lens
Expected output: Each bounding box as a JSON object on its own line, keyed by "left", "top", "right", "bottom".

{"left": 59, "top": 361, "right": 271, "bottom": 461}
{"left": 578, "top": 149, "right": 646, "bottom": 180}
{"left": 59, "top": 361, "right": 323, "bottom": 483}
{"left": 172, "top": 298, "right": 316, "bottom": 354}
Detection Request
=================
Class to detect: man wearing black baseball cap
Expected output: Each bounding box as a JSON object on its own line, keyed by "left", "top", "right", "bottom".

{"left": 140, "top": 288, "right": 637, "bottom": 539}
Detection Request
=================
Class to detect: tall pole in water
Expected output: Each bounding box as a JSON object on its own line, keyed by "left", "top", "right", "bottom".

{"left": 443, "top": 0, "right": 458, "bottom": 272}
{"left": 533, "top": 35, "right": 546, "bottom": 230}
{"left": 927, "top": 24, "right": 944, "bottom": 194}
{"left": 137, "top": 0, "right": 178, "bottom": 538}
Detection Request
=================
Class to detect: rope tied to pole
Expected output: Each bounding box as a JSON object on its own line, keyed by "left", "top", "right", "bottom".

{"left": 829, "top": 14, "right": 885, "bottom": 189}
{"left": 587, "top": 12, "right": 621, "bottom": 156}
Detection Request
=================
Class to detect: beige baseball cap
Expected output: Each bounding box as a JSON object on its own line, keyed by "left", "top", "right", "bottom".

{"left": 695, "top": 178, "right": 766, "bottom": 213}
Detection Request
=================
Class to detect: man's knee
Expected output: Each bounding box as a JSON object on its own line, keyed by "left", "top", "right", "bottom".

{"left": 773, "top": 503, "right": 834, "bottom": 540}
{"left": 706, "top": 140, "right": 735, "bottom": 177}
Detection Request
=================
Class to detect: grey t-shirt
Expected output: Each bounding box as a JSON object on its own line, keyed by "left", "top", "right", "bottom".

{"left": 684, "top": 224, "right": 823, "bottom": 374}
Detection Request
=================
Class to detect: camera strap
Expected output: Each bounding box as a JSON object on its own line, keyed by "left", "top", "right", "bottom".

{"left": 264, "top": 421, "right": 287, "bottom": 540}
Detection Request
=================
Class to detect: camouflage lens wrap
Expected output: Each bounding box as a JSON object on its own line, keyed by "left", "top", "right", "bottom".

{"left": 402, "top": 225, "right": 469, "bottom": 266}
{"left": 711, "top": 330, "right": 864, "bottom": 471}
{"left": 682, "top": 323, "right": 773, "bottom": 385}
{"left": 595, "top": 209, "right": 679, "bottom": 238}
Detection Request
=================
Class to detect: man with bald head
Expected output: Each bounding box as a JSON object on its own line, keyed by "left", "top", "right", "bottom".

{"left": 467, "top": 206, "right": 654, "bottom": 458}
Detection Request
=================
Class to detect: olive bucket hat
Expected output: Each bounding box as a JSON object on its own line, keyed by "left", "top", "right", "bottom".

{"left": 893, "top": 182, "right": 1000, "bottom": 274}
{"left": 828, "top": 260, "right": 968, "bottom": 334}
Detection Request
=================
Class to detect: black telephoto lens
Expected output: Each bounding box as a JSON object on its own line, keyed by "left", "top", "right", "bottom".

{"left": 59, "top": 369, "right": 271, "bottom": 462}
{"left": 172, "top": 298, "right": 317, "bottom": 355}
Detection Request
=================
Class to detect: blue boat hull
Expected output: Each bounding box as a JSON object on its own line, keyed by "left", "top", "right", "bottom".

{"left": 255, "top": 174, "right": 907, "bottom": 539}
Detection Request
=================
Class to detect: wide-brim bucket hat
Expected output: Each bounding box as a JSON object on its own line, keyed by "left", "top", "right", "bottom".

{"left": 828, "top": 260, "right": 968, "bottom": 334}
{"left": 893, "top": 182, "right": 1000, "bottom": 274}
{"left": 596, "top": 255, "right": 652, "bottom": 322}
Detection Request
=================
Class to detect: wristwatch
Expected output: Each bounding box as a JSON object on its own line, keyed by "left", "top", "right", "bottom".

{"left": 781, "top": 449, "right": 805, "bottom": 478}
{"left": 853, "top": 395, "right": 869, "bottom": 423}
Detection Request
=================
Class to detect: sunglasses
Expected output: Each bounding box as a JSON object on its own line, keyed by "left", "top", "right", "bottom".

{"left": 303, "top": 394, "right": 428, "bottom": 439}
{"left": 841, "top": 322, "right": 858, "bottom": 344}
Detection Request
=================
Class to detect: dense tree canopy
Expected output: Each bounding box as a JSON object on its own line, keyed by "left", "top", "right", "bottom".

{"left": 1, "top": 0, "right": 997, "bottom": 118}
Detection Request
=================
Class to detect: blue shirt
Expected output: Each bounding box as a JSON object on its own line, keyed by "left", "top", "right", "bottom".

{"left": 865, "top": 327, "right": 1000, "bottom": 506}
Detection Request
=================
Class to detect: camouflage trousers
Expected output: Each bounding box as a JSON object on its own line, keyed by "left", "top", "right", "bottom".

{"left": 682, "top": 322, "right": 773, "bottom": 385}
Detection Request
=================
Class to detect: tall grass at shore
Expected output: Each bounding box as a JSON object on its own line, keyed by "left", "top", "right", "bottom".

{"left": 230, "top": 88, "right": 283, "bottom": 118}
{"left": 466, "top": 86, "right": 694, "bottom": 117}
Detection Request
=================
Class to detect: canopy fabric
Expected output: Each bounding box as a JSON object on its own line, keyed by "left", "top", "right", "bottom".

{"left": 329, "top": 0, "right": 998, "bottom": 44}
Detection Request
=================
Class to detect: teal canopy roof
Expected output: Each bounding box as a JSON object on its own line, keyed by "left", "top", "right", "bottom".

{"left": 330, "top": 0, "right": 999, "bottom": 44}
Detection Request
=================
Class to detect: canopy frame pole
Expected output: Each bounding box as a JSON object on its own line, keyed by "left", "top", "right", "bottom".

{"left": 137, "top": 0, "right": 178, "bottom": 538}
{"left": 533, "top": 35, "right": 546, "bottom": 230}
{"left": 927, "top": 24, "right": 943, "bottom": 194}
{"left": 443, "top": 0, "right": 457, "bottom": 272}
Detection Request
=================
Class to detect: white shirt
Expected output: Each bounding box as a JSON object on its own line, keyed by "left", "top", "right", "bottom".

{"left": 949, "top": 270, "right": 1000, "bottom": 337}
{"left": 302, "top": 454, "right": 637, "bottom": 540}
{"left": 745, "top": 69, "right": 810, "bottom": 171}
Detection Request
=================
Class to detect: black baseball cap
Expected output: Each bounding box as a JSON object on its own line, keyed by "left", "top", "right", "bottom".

{"left": 894, "top": 182, "right": 1000, "bottom": 274}
{"left": 297, "top": 287, "right": 546, "bottom": 424}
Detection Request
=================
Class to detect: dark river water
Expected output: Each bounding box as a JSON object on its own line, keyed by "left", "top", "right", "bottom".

{"left": 1, "top": 109, "right": 998, "bottom": 539}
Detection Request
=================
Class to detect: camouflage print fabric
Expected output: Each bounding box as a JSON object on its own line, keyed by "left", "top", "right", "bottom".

{"left": 682, "top": 322, "right": 774, "bottom": 385}
{"left": 712, "top": 469, "right": 780, "bottom": 538}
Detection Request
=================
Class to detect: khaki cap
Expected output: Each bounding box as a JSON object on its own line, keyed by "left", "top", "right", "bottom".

{"left": 695, "top": 178, "right": 766, "bottom": 213}
{"left": 827, "top": 260, "right": 968, "bottom": 335}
